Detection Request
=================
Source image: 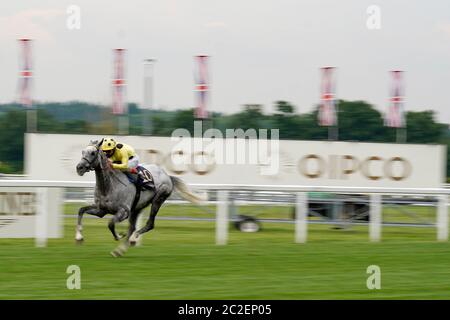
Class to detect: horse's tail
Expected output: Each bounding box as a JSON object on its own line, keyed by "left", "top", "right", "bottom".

{"left": 170, "top": 176, "right": 208, "bottom": 204}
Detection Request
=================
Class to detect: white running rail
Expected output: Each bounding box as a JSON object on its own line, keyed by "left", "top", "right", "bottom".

{"left": 0, "top": 180, "right": 448, "bottom": 246}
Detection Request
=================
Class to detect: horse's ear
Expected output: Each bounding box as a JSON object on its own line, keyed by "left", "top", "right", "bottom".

{"left": 90, "top": 139, "right": 98, "bottom": 146}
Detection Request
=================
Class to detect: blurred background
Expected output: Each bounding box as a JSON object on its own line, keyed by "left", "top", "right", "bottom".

{"left": 0, "top": 0, "right": 449, "bottom": 300}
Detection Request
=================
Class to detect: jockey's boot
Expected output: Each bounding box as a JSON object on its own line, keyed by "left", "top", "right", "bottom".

{"left": 123, "top": 171, "right": 136, "bottom": 184}
{"left": 136, "top": 171, "right": 145, "bottom": 189}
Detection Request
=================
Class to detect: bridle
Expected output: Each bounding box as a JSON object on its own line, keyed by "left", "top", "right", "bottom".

{"left": 80, "top": 141, "right": 127, "bottom": 187}
{"left": 82, "top": 146, "right": 101, "bottom": 172}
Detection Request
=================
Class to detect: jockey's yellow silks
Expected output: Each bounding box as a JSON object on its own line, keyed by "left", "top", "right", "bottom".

{"left": 109, "top": 143, "right": 137, "bottom": 170}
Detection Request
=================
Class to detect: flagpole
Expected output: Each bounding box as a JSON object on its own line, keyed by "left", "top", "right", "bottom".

{"left": 336, "top": 97, "right": 339, "bottom": 141}
{"left": 387, "top": 70, "right": 406, "bottom": 143}
{"left": 194, "top": 55, "right": 211, "bottom": 132}
{"left": 396, "top": 127, "right": 406, "bottom": 143}
{"left": 143, "top": 58, "right": 156, "bottom": 136}
{"left": 27, "top": 108, "right": 37, "bottom": 133}
{"left": 19, "top": 39, "right": 37, "bottom": 133}
{"left": 319, "top": 66, "right": 337, "bottom": 140}
{"left": 118, "top": 114, "right": 129, "bottom": 135}
{"left": 112, "top": 48, "right": 128, "bottom": 135}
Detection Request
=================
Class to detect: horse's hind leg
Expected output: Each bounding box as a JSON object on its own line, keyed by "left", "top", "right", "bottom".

{"left": 134, "top": 188, "right": 170, "bottom": 238}
{"left": 126, "top": 209, "right": 140, "bottom": 246}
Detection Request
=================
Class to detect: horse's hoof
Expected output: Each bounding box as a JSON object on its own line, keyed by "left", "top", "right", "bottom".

{"left": 129, "top": 232, "right": 140, "bottom": 244}
{"left": 110, "top": 250, "right": 121, "bottom": 258}
{"left": 75, "top": 238, "right": 84, "bottom": 245}
{"left": 114, "top": 233, "right": 126, "bottom": 241}
{"left": 129, "top": 241, "right": 136, "bottom": 247}
{"left": 111, "top": 243, "right": 128, "bottom": 257}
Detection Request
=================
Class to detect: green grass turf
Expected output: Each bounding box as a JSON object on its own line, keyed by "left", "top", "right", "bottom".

{"left": 0, "top": 203, "right": 449, "bottom": 299}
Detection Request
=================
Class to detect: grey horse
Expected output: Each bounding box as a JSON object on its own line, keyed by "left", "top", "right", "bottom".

{"left": 75, "top": 139, "right": 206, "bottom": 256}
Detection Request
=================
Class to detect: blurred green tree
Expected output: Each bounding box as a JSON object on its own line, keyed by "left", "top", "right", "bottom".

{"left": 228, "top": 104, "right": 266, "bottom": 131}
{"left": 337, "top": 100, "right": 387, "bottom": 142}
{"left": 273, "top": 101, "right": 300, "bottom": 139}
{"left": 405, "top": 111, "right": 447, "bottom": 143}
{"left": 173, "top": 109, "right": 196, "bottom": 135}
{"left": 0, "top": 101, "right": 447, "bottom": 177}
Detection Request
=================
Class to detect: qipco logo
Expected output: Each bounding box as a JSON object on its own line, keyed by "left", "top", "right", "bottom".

{"left": 141, "top": 149, "right": 216, "bottom": 175}
{"left": 298, "top": 154, "right": 412, "bottom": 181}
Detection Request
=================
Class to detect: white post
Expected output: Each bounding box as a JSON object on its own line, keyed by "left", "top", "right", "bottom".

{"left": 136, "top": 213, "right": 146, "bottom": 246}
{"left": 295, "top": 192, "right": 308, "bottom": 243}
{"left": 216, "top": 190, "right": 228, "bottom": 245}
{"left": 35, "top": 187, "right": 48, "bottom": 247}
{"left": 437, "top": 194, "right": 449, "bottom": 241}
{"left": 369, "top": 193, "right": 382, "bottom": 242}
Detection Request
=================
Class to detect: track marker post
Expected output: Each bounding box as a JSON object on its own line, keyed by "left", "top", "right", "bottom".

{"left": 216, "top": 190, "right": 229, "bottom": 245}
{"left": 437, "top": 194, "right": 449, "bottom": 241}
{"left": 136, "top": 213, "right": 146, "bottom": 246}
{"left": 369, "top": 193, "right": 382, "bottom": 242}
{"left": 35, "top": 188, "right": 48, "bottom": 247}
{"left": 295, "top": 192, "right": 308, "bottom": 243}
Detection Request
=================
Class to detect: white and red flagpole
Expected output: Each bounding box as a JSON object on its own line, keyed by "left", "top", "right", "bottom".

{"left": 194, "top": 55, "right": 210, "bottom": 120}
{"left": 319, "top": 66, "right": 338, "bottom": 140}
{"left": 112, "top": 48, "right": 128, "bottom": 134}
{"left": 18, "top": 38, "right": 36, "bottom": 132}
{"left": 385, "top": 70, "right": 406, "bottom": 142}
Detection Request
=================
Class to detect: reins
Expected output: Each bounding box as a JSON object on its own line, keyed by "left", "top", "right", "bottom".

{"left": 97, "top": 148, "right": 127, "bottom": 187}
{"left": 84, "top": 144, "right": 128, "bottom": 187}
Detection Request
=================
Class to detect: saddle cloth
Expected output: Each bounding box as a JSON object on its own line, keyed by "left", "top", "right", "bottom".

{"left": 137, "top": 166, "right": 153, "bottom": 186}
{"left": 125, "top": 166, "right": 154, "bottom": 190}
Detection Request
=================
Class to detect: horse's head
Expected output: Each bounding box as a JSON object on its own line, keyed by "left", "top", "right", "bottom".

{"left": 76, "top": 139, "right": 104, "bottom": 176}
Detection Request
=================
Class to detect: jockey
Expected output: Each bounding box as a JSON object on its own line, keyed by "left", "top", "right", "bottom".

{"left": 101, "top": 137, "right": 140, "bottom": 175}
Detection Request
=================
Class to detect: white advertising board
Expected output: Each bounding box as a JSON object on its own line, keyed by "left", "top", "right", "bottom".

{"left": 0, "top": 187, "right": 63, "bottom": 239}
{"left": 25, "top": 133, "right": 446, "bottom": 188}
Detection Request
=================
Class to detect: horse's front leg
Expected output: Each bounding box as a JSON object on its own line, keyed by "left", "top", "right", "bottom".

{"left": 108, "top": 206, "right": 130, "bottom": 241}
{"left": 110, "top": 206, "right": 131, "bottom": 257}
{"left": 76, "top": 205, "right": 106, "bottom": 243}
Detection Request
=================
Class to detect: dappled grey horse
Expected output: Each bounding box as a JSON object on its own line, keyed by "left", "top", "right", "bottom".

{"left": 75, "top": 139, "right": 206, "bottom": 256}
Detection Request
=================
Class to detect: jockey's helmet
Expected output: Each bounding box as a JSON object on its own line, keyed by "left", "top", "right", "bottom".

{"left": 101, "top": 138, "right": 116, "bottom": 151}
